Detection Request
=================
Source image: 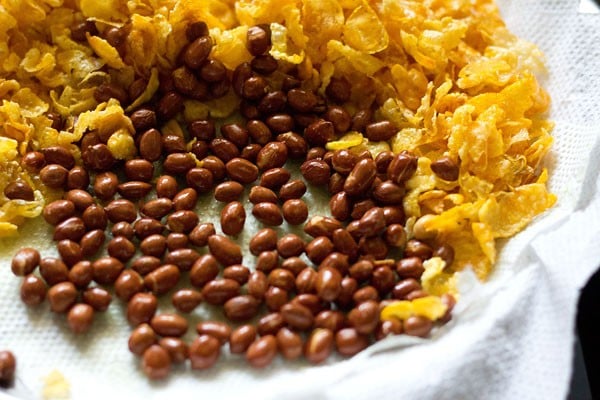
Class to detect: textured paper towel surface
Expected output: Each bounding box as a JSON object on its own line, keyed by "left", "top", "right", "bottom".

{"left": 1, "top": 0, "right": 599, "bottom": 399}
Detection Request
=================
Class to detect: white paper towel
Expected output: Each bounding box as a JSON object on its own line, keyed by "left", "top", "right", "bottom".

{"left": 1, "top": 0, "right": 599, "bottom": 399}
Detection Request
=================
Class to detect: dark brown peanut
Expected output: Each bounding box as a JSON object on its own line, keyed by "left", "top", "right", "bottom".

{"left": 92, "top": 172, "right": 118, "bottom": 201}
{"left": 196, "top": 321, "right": 231, "bottom": 345}
{"left": 257, "top": 91, "right": 286, "bottom": 115}
{"left": 80, "top": 229, "right": 105, "bottom": 258}
{"left": 20, "top": 274, "right": 47, "bottom": 306}
{"left": 329, "top": 191, "right": 352, "bottom": 221}
{"left": 382, "top": 206, "right": 405, "bottom": 225}
{"left": 316, "top": 266, "right": 342, "bottom": 302}
{"left": 223, "top": 265, "right": 251, "bottom": 285}
{"left": 276, "top": 234, "right": 305, "bottom": 258}
{"left": 276, "top": 328, "right": 303, "bottom": 360}
{"left": 359, "top": 207, "right": 386, "bottom": 237}
{"left": 372, "top": 180, "right": 405, "bottom": 205}
{"left": 189, "top": 119, "right": 215, "bottom": 141}
{"left": 189, "top": 335, "right": 220, "bottom": 370}
{"left": 344, "top": 158, "right": 377, "bottom": 197}
{"left": 292, "top": 293, "right": 327, "bottom": 315}
{"left": 349, "top": 259, "right": 374, "bottom": 282}
{"left": 130, "top": 109, "right": 157, "bottom": 133}
{"left": 221, "top": 123, "right": 249, "bottom": 148}
{"left": 131, "top": 256, "right": 161, "bottom": 276}
{"left": 11, "top": 248, "right": 40, "bottom": 276}
{"left": 210, "top": 138, "right": 240, "bottom": 162}
{"left": 208, "top": 234, "right": 242, "bottom": 266}
{"left": 385, "top": 224, "right": 407, "bottom": 248}
{"left": 326, "top": 76, "right": 351, "bottom": 102}
{"left": 305, "top": 216, "right": 343, "bottom": 239}
{"left": 404, "top": 316, "right": 433, "bottom": 337}
{"left": 104, "top": 199, "right": 137, "bottom": 223}
{"left": 387, "top": 151, "right": 418, "bottom": 183}
{"left": 255, "top": 313, "right": 284, "bottom": 336}
{"left": 256, "top": 142, "right": 287, "bottom": 171}
{"left": 247, "top": 271, "right": 268, "bottom": 300}
{"left": 306, "top": 236, "right": 334, "bottom": 264}
{"left": 162, "top": 133, "right": 187, "bottom": 154}
{"left": 214, "top": 181, "right": 244, "bottom": 202}
{"left": 188, "top": 222, "right": 215, "bottom": 247}
{"left": 21, "top": 151, "right": 45, "bottom": 172}
{"left": 249, "top": 186, "right": 278, "bottom": 204}
{"left": 246, "top": 335, "right": 277, "bottom": 368}
{"left": 365, "top": 120, "right": 397, "bottom": 141}
{"left": 268, "top": 268, "right": 296, "bottom": 291}
{"left": 259, "top": 167, "right": 291, "bottom": 189}
{"left": 82, "top": 287, "right": 111, "bottom": 312}
{"left": 40, "top": 164, "right": 68, "bottom": 188}
{"left": 249, "top": 228, "right": 278, "bottom": 256}
{"left": 324, "top": 106, "right": 351, "bottom": 133}
{"left": 114, "top": 270, "right": 143, "bottom": 301}
{"left": 329, "top": 172, "right": 346, "bottom": 194}
{"left": 396, "top": 257, "right": 425, "bottom": 279}
{"left": 47, "top": 281, "right": 77, "bottom": 313}
{"left": 82, "top": 204, "right": 108, "bottom": 231}
{"left": 281, "top": 257, "right": 308, "bottom": 276}
{"left": 53, "top": 217, "right": 85, "bottom": 242}
{"left": 142, "top": 345, "right": 171, "bottom": 380}
{"left": 337, "top": 277, "right": 358, "bottom": 308}
{"left": 201, "top": 156, "right": 226, "bottom": 181}
{"left": 282, "top": 199, "right": 308, "bottom": 225}
{"left": 247, "top": 120, "right": 272, "bottom": 144}
{"left": 155, "top": 175, "right": 178, "bottom": 199}
{"left": 144, "top": 264, "right": 180, "bottom": 295}
{"left": 375, "top": 151, "right": 394, "bottom": 173}
{"left": 404, "top": 240, "right": 433, "bottom": 260}
{"left": 64, "top": 190, "right": 94, "bottom": 212}
{"left": 295, "top": 268, "right": 317, "bottom": 294}
{"left": 301, "top": 159, "right": 331, "bottom": 185}
{"left": 433, "top": 244, "right": 455, "bottom": 267}
{"left": 132, "top": 218, "right": 163, "bottom": 240}
{"left": 167, "top": 210, "right": 198, "bottom": 234}
{"left": 224, "top": 295, "right": 260, "bottom": 321}
{"left": 220, "top": 201, "right": 247, "bottom": 236}
{"left": 67, "top": 303, "right": 94, "bottom": 334}
{"left": 319, "top": 252, "right": 350, "bottom": 275}
{"left": 106, "top": 236, "right": 135, "bottom": 262}
{"left": 375, "top": 319, "right": 403, "bottom": 340}
{"left": 348, "top": 300, "right": 379, "bottom": 335}
{"left": 159, "top": 338, "right": 189, "bottom": 364}
{"left": 67, "top": 260, "right": 92, "bottom": 288}
{"left": 304, "top": 120, "right": 335, "bottom": 147}
{"left": 127, "top": 293, "right": 157, "bottom": 325}
{"left": 335, "top": 328, "right": 369, "bottom": 356}
{"left": 287, "top": 89, "right": 317, "bottom": 113}
{"left": 162, "top": 153, "right": 195, "bottom": 175}
{"left": 333, "top": 229, "right": 359, "bottom": 260}
{"left": 116, "top": 181, "right": 152, "bottom": 200}
{"left": 314, "top": 310, "right": 346, "bottom": 332}
{"left": 246, "top": 25, "right": 270, "bottom": 55}
{"left": 358, "top": 236, "right": 389, "bottom": 259}
{"left": 166, "top": 233, "right": 188, "bottom": 251}
{"left": 82, "top": 144, "right": 115, "bottom": 171}
{"left": 265, "top": 286, "right": 288, "bottom": 311}
{"left": 170, "top": 289, "right": 202, "bottom": 313}
{"left": 230, "top": 325, "right": 256, "bottom": 354}
{"left": 163, "top": 249, "right": 200, "bottom": 271}
{"left": 305, "top": 328, "right": 334, "bottom": 364}
{"left": 39, "top": 257, "right": 69, "bottom": 285}
{"left": 129, "top": 324, "right": 157, "bottom": 356}
{"left": 185, "top": 167, "right": 213, "bottom": 193}
{"left": 256, "top": 250, "right": 279, "bottom": 273}
{"left": 92, "top": 257, "right": 124, "bottom": 285}
{"left": 190, "top": 254, "right": 219, "bottom": 288}
{"left": 331, "top": 150, "right": 357, "bottom": 175}
{"left": 278, "top": 179, "right": 306, "bottom": 201}
{"left": 57, "top": 240, "right": 82, "bottom": 267}
{"left": 4, "top": 180, "right": 34, "bottom": 201}
{"left": 151, "top": 313, "right": 189, "bottom": 337}
{"left": 225, "top": 157, "right": 259, "bottom": 184}
{"left": 0, "top": 351, "right": 16, "bottom": 385}
{"left": 242, "top": 76, "right": 268, "bottom": 100}
{"left": 183, "top": 35, "right": 212, "bottom": 68}
{"left": 280, "top": 302, "right": 313, "bottom": 331}
{"left": 431, "top": 156, "right": 459, "bottom": 181}
{"left": 140, "top": 198, "right": 172, "bottom": 220}
{"left": 276, "top": 132, "right": 307, "bottom": 159}
{"left": 201, "top": 279, "right": 241, "bottom": 305}
{"left": 392, "top": 278, "right": 421, "bottom": 300}
{"left": 252, "top": 202, "right": 283, "bottom": 226}
{"left": 353, "top": 286, "right": 380, "bottom": 304}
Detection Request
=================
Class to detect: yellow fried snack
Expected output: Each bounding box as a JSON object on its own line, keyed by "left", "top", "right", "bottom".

{"left": 0, "top": 0, "right": 554, "bottom": 312}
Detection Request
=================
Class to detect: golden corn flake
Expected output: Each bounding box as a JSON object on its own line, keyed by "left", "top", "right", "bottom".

{"left": 380, "top": 296, "right": 448, "bottom": 322}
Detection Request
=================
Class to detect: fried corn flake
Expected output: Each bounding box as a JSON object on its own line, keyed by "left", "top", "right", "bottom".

{"left": 0, "top": 0, "right": 554, "bottom": 310}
